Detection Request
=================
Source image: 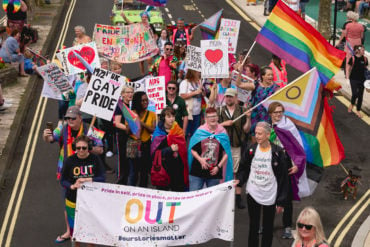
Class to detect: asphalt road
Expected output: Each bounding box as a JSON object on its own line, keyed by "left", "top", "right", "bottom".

{"left": 0, "top": 0, "right": 369, "bottom": 247}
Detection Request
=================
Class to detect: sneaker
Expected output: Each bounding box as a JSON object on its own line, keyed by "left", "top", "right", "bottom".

{"left": 106, "top": 151, "right": 114, "bottom": 157}
{"left": 0, "top": 102, "right": 12, "bottom": 111}
{"left": 282, "top": 227, "right": 293, "bottom": 239}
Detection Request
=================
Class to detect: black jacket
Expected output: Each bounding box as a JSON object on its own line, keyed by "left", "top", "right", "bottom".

{"left": 236, "top": 142, "right": 290, "bottom": 206}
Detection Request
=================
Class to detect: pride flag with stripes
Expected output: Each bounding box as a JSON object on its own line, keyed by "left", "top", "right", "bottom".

{"left": 117, "top": 99, "right": 141, "bottom": 139}
{"left": 256, "top": 0, "right": 346, "bottom": 85}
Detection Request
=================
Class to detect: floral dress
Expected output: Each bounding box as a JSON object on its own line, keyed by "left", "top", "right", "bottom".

{"left": 249, "top": 81, "right": 279, "bottom": 135}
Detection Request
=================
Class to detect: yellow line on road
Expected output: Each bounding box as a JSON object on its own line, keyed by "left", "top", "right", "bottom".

{"left": 0, "top": 0, "right": 77, "bottom": 246}
{"left": 328, "top": 189, "right": 370, "bottom": 243}
{"left": 335, "top": 95, "right": 370, "bottom": 125}
{"left": 225, "top": 0, "right": 261, "bottom": 31}
{"left": 334, "top": 196, "right": 370, "bottom": 247}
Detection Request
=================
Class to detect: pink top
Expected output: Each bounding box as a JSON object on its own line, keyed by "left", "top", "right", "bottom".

{"left": 158, "top": 57, "right": 172, "bottom": 87}
{"left": 345, "top": 22, "right": 364, "bottom": 40}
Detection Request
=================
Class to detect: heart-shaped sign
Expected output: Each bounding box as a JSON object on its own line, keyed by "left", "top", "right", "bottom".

{"left": 205, "top": 49, "right": 223, "bottom": 64}
{"left": 67, "top": 46, "right": 95, "bottom": 70}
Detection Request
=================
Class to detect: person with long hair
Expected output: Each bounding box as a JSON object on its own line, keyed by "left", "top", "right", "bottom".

{"left": 269, "top": 54, "right": 288, "bottom": 88}
{"left": 150, "top": 106, "right": 189, "bottom": 191}
{"left": 157, "top": 29, "right": 169, "bottom": 56}
{"left": 173, "top": 41, "right": 186, "bottom": 80}
{"left": 128, "top": 91, "right": 156, "bottom": 187}
{"left": 292, "top": 207, "right": 329, "bottom": 247}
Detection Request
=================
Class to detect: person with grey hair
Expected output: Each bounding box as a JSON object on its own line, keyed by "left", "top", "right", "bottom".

{"left": 73, "top": 25, "right": 92, "bottom": 46}
{"left": 114, "top": 85, "right": 134, "bottom": 185}
{"left": 236, "top": 121, "right": 290, "bottom": 247}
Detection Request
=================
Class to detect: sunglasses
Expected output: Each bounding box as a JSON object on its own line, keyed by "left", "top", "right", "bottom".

{"left": 166, "top": 48, "right": 173, "bottom": 51}
{"left": 273, "top": 111, "right": 284, "bottom": 114}
{"left": 76, "top": 146, "right": 88, "bottom": 150}
{"left": 297, "top": 223, "right": 313, "bottom": 230}
{"left": 65, "top": 117, "right": 76, "bottom": 121}
{"left": 168, "top": 87, "right": 176, "bottom": 90}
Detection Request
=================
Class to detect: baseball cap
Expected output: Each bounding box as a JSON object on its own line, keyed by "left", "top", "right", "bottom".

{"left": 225, "top": 88, "right": 237, "bottom": 97}
{"left": 65, "top": 106, "right": 81, "bottom": 118}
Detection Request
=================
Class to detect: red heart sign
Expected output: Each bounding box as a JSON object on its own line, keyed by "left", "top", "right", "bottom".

{"left": 67, "top": 46, "right": 95, "bottom": 70}
{"left": 205, "top": 49, "right": 223, "bottom": 64}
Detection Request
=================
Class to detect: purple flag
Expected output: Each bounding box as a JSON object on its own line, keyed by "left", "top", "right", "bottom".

{"left": 138, "top": 0, "right": 167, "bottom": 7}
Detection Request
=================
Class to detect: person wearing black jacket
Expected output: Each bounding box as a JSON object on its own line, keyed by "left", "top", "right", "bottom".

{"left": 236, "top": 121, "right": 290, "bottom": 247}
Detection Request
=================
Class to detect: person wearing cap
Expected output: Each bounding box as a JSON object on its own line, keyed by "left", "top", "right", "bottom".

{"left": 209, "top": 71, "right": 237, "bottom": 108}
{"left": 217, "top": 88, "right": 251, "bottom": 209}
{"left": 42, "top": 105, "right": 103, "bottom": 244}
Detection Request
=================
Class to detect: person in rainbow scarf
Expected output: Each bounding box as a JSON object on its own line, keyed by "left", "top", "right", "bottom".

{"left": 150, "top": 106, "right": 189, "bottom": 191}
{"left": 188, "top": 107, "right": 233, "bottom": 191}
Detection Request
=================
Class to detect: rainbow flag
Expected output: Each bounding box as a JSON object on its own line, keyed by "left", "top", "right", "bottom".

{"left": 87, "top": 127, "right": 105, "bottom": 143}
{"left": 255, "top": 0, "right": 345, "bottom": 85}
{"left": 199, "top": 9, "right": 223, "bottom": 40}
{"left": 117, "top": 99, "right": 141, "bottom": 138}
{"left": 138, "top": 0, "right": 167, "bottom": 7}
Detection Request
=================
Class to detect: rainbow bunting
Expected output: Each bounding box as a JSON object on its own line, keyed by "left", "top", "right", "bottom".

{"left": 117, "top": 99, "right": 141, "bottom": 138}
{"left": 199, "top": 9, "right": 223, "bottom": 40}
{"left": 263, "top": 68, "right": 345, "bottom": 169}
{"left": 255, "top": 0, "right": 346, "bottom": 85}
{"left": 3, "top": 0, "right": 21, "bottom": 13}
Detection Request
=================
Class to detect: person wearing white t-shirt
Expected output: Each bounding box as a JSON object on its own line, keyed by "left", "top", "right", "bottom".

{"left": 236, "top": 121, "right": 290, "bottom": 247}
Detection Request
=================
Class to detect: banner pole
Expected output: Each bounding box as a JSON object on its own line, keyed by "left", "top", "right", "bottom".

{"left": 232, "top": 68, "right": 316, "bottom": 123}
{"left": 89, "top": 115, "right": 97, "bottom": 130}
{"left": 241, "top": 41, "right": 256, "bottom": 65}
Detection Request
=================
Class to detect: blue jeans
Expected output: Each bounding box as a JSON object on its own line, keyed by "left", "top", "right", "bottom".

{"left": 359, "top": 2, "right": 369, "bottom": 17}
{"left": 189, "top": 175, "right": 219, "bottom": 191}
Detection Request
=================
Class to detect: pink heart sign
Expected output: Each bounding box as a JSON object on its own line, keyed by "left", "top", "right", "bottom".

{"left": 205, "top": 49, "right": 223, "bottom": 64}
{"left": 67, "top": 46, "right": 95, "bottom": 70}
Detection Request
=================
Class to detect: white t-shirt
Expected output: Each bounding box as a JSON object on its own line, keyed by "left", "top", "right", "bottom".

{"left": 179, "top": 79, "right": 202, "bottom": 115}
{"left": 246, "top": 145, "right": 277, "bottom": 206}
{"left": 287, "top": 0, "right": 300, "bottom": 12}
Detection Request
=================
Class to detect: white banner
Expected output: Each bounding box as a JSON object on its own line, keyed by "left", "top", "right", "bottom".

{"left": 145, "top": 76, "right": 166, "bottom": 114}
{"left": 230, "top": 70, "right": 253, "bottom": 103}
{"left": 80, "top": 68, "right": 125, "bottom": 121}
{"left": 56, "top": 42, "right": 100, "bottom": 76}
{"left": 219, "top": 18, "right": 240, "bottom": 54}
{"left": 38, "top": 63, "right": 73, "bottom": 100}
{"left": 201, "top": 40, "right": 229, "bottom": 78}
{"left": 185, "top": 45, "right": 201, "bottom": 72}
{"left": 74, "top": 181, "right": 235, "bottom": 247}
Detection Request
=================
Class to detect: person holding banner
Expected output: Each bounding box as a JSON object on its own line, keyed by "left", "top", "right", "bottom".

{"left": 150, "top": 106, "right": 189, "bottom": 192}
{"left": 127, "top": 91, "right": 156, "bottom": 187}
{"left": 114, "top": 85, "right": 134, "bottom": 185}
{"left": 236, "top": 121, "right": 290, "bottom": 247}
{"left": 60, "top": 135, "right": 105, "bottom": 246}
{"left": 188, "top": 107, "right": 233, "bottom": 191}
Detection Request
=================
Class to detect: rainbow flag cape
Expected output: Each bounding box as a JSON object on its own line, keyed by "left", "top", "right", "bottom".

{"left": 138, "top": 0, "right": 167, "bottom": 7}
{"left": 255, "top": 0, "right": 345, "bottom": 85}
{"left": 263, "top": 68, "right": 345, "bottom": 194}
{"left": 87, "top": 127, "right": 105, "bottom": 143}
{"left": 199, "top": 9, "right": 223, "bottom": 40}
{"left": 117, "top": 99, "right": 141, "bottom": 138}
{"left": 3, "top": 0, "right": 20, "bottom": 13}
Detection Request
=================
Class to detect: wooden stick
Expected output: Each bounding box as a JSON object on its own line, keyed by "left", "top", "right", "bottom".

{"left": 232, "top": 68, "right": 316, "bottom": 123}
{"left": 241, "top": 41, "right": 256, "bottom": 66}
{"left": 89, "top": 115, "right": 97, "bottom": 130}
{"left": 339, "top": 163, "right": 349, "bottom": 175}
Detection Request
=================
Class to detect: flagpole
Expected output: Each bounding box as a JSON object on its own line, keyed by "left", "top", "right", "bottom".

{"left": 241, "top": 41, "right": 256, "bottom": 65}
{"left": 89, "top": 115, "right": 97, "bottom": 130}
{"left": 232, "top": 68, "right": 316, "bottom": 123}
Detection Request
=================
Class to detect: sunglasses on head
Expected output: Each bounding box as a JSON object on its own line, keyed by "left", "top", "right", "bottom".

{"left": 297, "top": 223, "right": 313, "bottom": 230}
{"left": 76, "top": 146, "right": 88, "bottom": 150}
{"left": 65, "top": 117, "right": 76, "bottom": 121}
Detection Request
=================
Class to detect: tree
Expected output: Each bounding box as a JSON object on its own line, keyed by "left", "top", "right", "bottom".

{"left": 318, "top": 0, "right": 332, "bottom": 40}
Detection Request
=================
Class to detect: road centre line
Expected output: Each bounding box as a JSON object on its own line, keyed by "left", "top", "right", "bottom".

{"left": 328, "top": 189, "right": 370, "bottom": 244}
{"left": 334, "top": 195, "right": 370, "bottom": 247}
{"left": 0, "top": 0, "right": 77, "bottom": 245}
{"left": 164, "top": 7, "right": 169, "bottom": 12}
{"left": 167, "top": 13, "right": 172, "bottom": 19}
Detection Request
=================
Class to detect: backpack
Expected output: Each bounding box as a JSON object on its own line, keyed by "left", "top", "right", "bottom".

{"left": 151, "top": 150, "right": 170, "bottom": 187}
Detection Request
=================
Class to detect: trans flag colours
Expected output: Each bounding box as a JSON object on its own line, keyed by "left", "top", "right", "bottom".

{"left": 263, "top": 68, "right": 345, "bottom": 195}
{"left": 138, "top": 0, "right": 167, "bottom": 7}
{"left": 256, "top": 0, "right": 346, "bottom": 85}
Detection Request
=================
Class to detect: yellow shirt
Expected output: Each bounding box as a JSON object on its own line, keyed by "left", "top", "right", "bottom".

{"left": 139, "top": 110, "right": 156, "bottom": 142}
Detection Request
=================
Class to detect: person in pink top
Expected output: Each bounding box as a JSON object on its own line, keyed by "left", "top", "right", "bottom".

{"left": 343, "top": 11, "right": 365, "bottom": 74}
{"left": 269, "top": 54, "right": 288, "bottom": 88}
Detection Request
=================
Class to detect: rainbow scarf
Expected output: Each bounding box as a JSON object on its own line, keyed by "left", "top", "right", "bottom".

{"left": 188, "top": 123, "right": 233, "bottom": 182}
{"left": 3, "top": 0, "right": 21, "bottom": 13}
{"left": 151, "top": 122, "right": 189, "bottom": 186}
{"left": 54, "top": 123, "right": 85, "bottom": 180}
{"left": 65, "top": 199, "right": 76, "bottom": 237}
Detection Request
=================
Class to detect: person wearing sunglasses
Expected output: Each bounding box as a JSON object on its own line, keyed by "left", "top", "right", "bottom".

{"left": 166, "top": 81, "right": 188, "bottom": 132}
{"left": 60, "top": 135, "right": 105, "bottom": 247}
{"left": 292, "top": 207, "right": 329, "bottom": 247}
{"left": 150, "top": 41, "right": 178, "bottom": 87}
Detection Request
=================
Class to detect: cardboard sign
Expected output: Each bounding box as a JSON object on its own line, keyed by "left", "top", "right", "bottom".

{"left": 93, "top": 23, "right": 159, "bottom": 64}
{"left": 80, "top": 68, "right": 125, "bottom": 121}
{"left": 230, "top": 71, "right": 254, "bottom": 103}
{"left": 56, "top": 42, "right": 101, "bottom": 76}
{"left": 201, "top": 40, "right": 229, "bottom": 78}
{"left": 38, "top": 63, "right": 73, "bottom": 100}
{"left": 218, "top": 18, "right": 240, "bottom": 54}
{"left": 74, "top": 181, "right": 235, "bottom": 247}
{"left": 145, "top": 76, "right": 166, "bottom": 114}
{"left": 185, "top": 45, "right": 201, "bottom": 72}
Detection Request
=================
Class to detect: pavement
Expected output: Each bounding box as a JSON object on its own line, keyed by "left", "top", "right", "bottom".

{"left": 231, "top": 1, "right": 370, "bottom": 246}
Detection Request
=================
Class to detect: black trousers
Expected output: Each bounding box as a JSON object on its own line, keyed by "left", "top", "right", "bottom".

{"left": 129, "top": 140, "right": 152, "bottom": 187}
{"left": 116, "top": 133, "right": 129, "bottom": 185}
{"left": 350, "top": 79, "right": 365, "bottom": 111}
{"left": 247, "top": 194, "right": 276, "bottom": 247}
